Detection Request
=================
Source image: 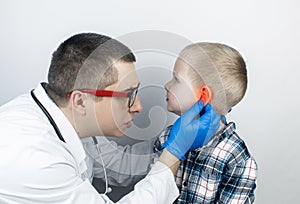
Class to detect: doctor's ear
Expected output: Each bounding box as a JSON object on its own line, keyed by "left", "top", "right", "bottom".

{"left": 68, "top": 90, "right": 88, "bottom": 115}
{"left": 197, "top": 85, "right": 212, "bottom": 105}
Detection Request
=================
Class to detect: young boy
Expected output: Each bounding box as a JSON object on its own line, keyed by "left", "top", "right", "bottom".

{"left": 158, "top": 42, "right": 257, "bottom": 203}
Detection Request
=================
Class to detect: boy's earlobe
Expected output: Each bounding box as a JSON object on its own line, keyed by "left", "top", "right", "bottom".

{"left": 199, "top": 86, "right": 212, "bottom": 105}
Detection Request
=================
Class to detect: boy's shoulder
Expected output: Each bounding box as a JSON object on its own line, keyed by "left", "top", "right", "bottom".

{"left": 157, "top": 122, "right": 256, "bottom": 167}
{"left": 194, "top": 122, "right": 256, "bottom": 167}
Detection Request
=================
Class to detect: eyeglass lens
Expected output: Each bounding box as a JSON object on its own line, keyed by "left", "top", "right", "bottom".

{"left": 128, "top": 88, "right": 138, "bottom": 108}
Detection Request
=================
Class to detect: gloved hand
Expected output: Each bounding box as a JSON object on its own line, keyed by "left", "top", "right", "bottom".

{"left": 162, "top": 100, "right": 220, "bottom": 160}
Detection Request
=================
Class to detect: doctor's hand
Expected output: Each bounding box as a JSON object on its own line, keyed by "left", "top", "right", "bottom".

{"left": 162, "top": 100, "right": 220, "bottom": 160}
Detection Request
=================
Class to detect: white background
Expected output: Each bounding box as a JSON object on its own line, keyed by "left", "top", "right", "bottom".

{"left": 1, "top": 1, "right": 299, "bottom": 203}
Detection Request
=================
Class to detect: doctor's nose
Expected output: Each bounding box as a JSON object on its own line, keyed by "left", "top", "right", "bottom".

{"left": 129, "top": 95, "right": 143, "bottom": 113}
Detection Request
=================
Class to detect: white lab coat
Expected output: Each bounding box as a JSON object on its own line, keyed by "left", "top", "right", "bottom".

{"left": 0, "top": 83, "right": 179, "bottom": 204}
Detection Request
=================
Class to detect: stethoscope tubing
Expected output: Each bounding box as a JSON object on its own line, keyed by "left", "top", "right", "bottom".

{"left": 31, "top": 90, "right": 65, "bottom": 143}
{"left": 31, "top": 89, "right": 111, "bottom": 194}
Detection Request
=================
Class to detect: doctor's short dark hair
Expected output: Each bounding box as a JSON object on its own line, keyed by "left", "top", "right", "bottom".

{"left": 46, "top": 32, "right": 136, "bottom": 106}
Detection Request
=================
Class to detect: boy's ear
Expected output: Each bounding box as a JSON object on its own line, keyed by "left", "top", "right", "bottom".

{"left": 198, "top": 85, "right": 212, "bottom": 105}
{"left": 69, "top": 91, "right": 87, "bottom": 115}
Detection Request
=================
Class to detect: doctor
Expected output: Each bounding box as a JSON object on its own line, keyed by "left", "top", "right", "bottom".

{"left": 0, "top": 33, "right": 220, "bottom": 203}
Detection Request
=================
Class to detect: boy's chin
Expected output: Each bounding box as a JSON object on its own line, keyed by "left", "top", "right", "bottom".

{"left": 168, "top": 108, "right": 181, "bottom": 116}
{"left": 167, "top": 104, "right": 186, "bottom": 116}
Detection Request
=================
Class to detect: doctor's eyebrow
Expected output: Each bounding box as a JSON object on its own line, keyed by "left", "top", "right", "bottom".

{"left": 120, "top": 82, "right": 140, "bottom": 92}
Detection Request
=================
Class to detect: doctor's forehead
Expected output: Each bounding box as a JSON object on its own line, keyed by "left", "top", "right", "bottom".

{"left": 114, "top": 62, "right": 139, "bottom": 90}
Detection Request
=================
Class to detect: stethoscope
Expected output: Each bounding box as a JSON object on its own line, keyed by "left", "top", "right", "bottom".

{"left": 31, "top": 90, "right": 112, "bottom": 194}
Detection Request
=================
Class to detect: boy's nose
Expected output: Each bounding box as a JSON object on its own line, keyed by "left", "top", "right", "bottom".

{"left": 164, "top": 81, "right": 171, "bottom": 91}
{"left": 129, "top": 95, "right": 143, "bottom": 113}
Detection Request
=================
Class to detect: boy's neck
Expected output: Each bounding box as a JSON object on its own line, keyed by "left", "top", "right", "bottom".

{"left": 217, "top": 121, "right": 226, "bottom": 133}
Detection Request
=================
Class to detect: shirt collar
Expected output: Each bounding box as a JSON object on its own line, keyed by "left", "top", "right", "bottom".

{"left": 32, "top": 83, "right": 86, "bottom": 168}
{"left": 217, "top": 122, "right": 236, "bottom": 140}
{"left": 206, "top": 122, "right": 236, "bottom": 147}
{"left": 194, "top": 122, "right": 236, "bottom": 151}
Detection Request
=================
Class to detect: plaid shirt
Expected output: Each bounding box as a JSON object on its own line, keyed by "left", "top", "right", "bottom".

{"left": 157, "top": 122, "right": 257, "bottom": 204}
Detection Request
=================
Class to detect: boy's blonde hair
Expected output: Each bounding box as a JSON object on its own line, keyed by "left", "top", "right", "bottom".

{"left": 179, "top": 42, "right": 247, "bottom": 115}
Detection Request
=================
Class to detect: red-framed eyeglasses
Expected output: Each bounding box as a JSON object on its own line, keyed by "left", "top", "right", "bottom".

{"left": 67, "top": 83, "right": 140, "bottom": 108}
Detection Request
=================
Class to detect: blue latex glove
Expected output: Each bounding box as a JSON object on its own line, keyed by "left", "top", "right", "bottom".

{"left": 162, "top": 100, "right": 220, "bottom": 160}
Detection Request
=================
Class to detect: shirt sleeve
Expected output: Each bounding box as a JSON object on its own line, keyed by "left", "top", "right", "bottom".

{"left": 82, "top": 136, "right": 157, "bottom": 186}
{"left": 116, "top": 161, "right": 179, "bottom": 204}
{"left": 218, "top": 156, "right": 257, "bottom": 203}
